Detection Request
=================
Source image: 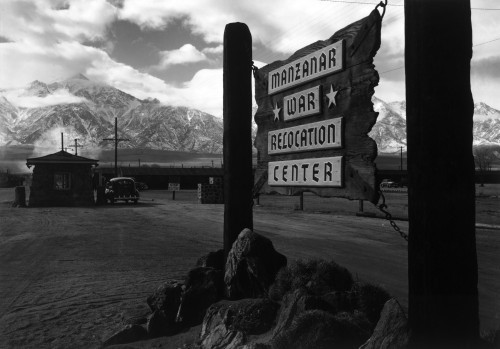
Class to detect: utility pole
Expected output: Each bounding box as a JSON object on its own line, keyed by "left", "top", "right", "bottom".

{"left": 406, "top": 1, "right": 478, "bottom": 347}
{"left": 103, "top": 117, "right": 129, "bottom": 178}
{"left": 74, "top": 139, "right": 82, "bottom": 156}
{"left": 400, "top": 146, "right": 403, "bottom": 171}
{"left": 61, "top": 132, "right": 64, "bottom": 151}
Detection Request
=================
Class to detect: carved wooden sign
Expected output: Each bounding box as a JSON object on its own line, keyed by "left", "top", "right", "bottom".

{"left": 253, "top": 10, "right": 382, "bottom": 203}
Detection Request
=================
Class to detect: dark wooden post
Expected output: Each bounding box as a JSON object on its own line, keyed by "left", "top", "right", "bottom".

{"left": 299, "top": 192, "right": 304, "bottom": 211}
{"left": 223, "top": 23, "right": 253, "bottom": 258}
{"left": 405, "top": 1, "right": 479, "bottom": 347}
{"left": 114, "top": 117, "right": 118, "bottom": 177}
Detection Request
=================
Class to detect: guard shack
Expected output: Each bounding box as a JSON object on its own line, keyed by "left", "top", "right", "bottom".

{"left": 26, "top": 150, "right": 99, "bottom": 207}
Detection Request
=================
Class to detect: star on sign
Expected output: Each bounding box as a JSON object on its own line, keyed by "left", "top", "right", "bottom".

{"left": 272, "top": 102, "right": 281, "bottom": 122}
{"left": 326, "top": 85, "right": 338, "bottom": 108}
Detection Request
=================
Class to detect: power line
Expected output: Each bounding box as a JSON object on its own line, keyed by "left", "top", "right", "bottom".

{"left": 380, "top": 66, "right": 404, "bottom": 75}
{"left": 320, "top": 0, "right": 500, "bottom": 10}
{"left": 474, "top": 37, "right": 500, "bottom": 47}
{"left": 378, "top": 36, "right": 500, "bottom": 75}
{"left": 320, "top": 0, "right": 403, "bottom": 5}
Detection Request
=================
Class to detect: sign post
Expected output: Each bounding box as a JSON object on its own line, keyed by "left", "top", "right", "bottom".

{"left": 168, "top": 183, "right": 180, "bottom": 200}
{"left": 223, "top": 23, "right": 253, "bottom": 259}
{"left": 254, "top": 10, "right": 382, "bottom": 203}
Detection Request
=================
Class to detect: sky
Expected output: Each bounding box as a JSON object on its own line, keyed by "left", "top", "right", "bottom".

{"left": 1, "top": 0, "right": 500, "bottom": 117}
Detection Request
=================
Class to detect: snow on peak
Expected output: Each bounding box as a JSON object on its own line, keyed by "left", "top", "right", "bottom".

{"left": 474, "top": 102, "right": 500, "bottom": 121}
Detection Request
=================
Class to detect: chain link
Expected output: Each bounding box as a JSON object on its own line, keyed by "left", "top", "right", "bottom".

{"left": 376, "top": 190, "right": 408, "bottom": 242}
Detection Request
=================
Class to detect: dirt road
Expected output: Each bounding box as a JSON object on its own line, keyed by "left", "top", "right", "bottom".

{"left": 0, "top": 189, "right": 498, "bottom": 348}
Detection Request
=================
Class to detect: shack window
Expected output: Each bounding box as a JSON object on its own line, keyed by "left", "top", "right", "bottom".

{"left": 54, "top": 173, "right": 71, "bottom": 190}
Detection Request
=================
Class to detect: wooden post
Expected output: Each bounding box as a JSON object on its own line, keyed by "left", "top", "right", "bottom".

{"left": 358, "top": 199, "right": 364, "bottom": 213}
{"left": 103, "top": 117, "right": 128, "bottom": 178}
{"left": 223, "top": 22, "right": 253, "bottom": 259}
{"left": 299, "top": 192, "right": 304, "bottom": 211}
{"left": 405, "top": 1, "right": 479, "bottom": 347}
{"left": 114, "top": 117, "right": 118, "bottom": 177}
{"left": 172, "top": 190, "right": 176, "bottom": 201}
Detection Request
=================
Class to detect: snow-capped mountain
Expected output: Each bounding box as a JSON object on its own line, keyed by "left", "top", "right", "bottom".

{"left": 1, "top": 75, "right": 499, "bottom": 154}
{"left": 0, "top": 75, "right": 223, "bottom": 153}
{"left": 371, "top": 97, "right": 500, "bottom": 152}
{"left": 370, "top": 97, "right": 407, "bottom": 153}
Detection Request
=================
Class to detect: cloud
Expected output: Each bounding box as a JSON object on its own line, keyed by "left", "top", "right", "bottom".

{"left": 153, "top": 44, "right": 208, "bottom": 70}
{"left": 202, "top": 45, "right": 223, "bottom": 55}
{"left": 0, "top": 0, "right": 117, "bottom": 45}
{"left": 117, "top": 0, "right": 382, "bottom": 55}
{"left": 3, "top": 88, "right": 89, "bottom": 108}
{"left": 472, "top": 56, "right": 500, "bottom": 79}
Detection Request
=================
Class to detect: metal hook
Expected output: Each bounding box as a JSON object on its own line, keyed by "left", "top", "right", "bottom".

{"left": 375, "top": 0, "right": 388, "bottom": 20}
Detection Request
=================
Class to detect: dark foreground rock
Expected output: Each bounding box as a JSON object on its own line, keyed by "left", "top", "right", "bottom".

{"left": 225, "top": 229, "right": 287, "bottom": 299}
{"left": 199, "top": 298, "right": 279, "bottom": 349}
{"left": 147, "top": 309, "right": 180, "bottom": 338}
{"left": 177, "top": 267, "right": 224, "bottom": 326}
{"left": 146, "top": 280, "right": 183, "bottom": 319}
{"left": 271, "top": 309, "right": 370, "bottom": 349}
{"left": 359, "top": 298, "right": 409, "bottom": 349}
{"left": 102, "top": 324, "right": 147, "bottom": 347}
{"left": 273, "top": 288, "right": 333, "bottom": 338}
{"left": 197, "top": 249, "right": 225, "bottom": 270}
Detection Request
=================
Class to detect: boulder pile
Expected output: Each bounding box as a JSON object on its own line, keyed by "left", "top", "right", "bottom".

{"left": 101, "top": 229, "right": 408, "bottom": 348}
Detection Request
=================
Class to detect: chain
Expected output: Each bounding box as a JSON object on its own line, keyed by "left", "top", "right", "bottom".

{"left": 251, "top": 61, "right": 259, "bottom": 78}
{"left": 376, "top": 190, "right": 408, "bottom": 242}
{"left": 375, "top": 0, "right": 388, "bottom": 20}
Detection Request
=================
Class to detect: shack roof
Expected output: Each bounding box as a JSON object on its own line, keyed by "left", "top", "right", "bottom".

{"left": 26, "top": 150, "right": 99, "bottom": 168}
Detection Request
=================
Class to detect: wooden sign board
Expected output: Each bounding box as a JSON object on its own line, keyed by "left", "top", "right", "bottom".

{"left": 168, "top": 183, "right": 180, "bottom": 191}
{"left": 253, "top": 10, "right": 382, "bottom": 203}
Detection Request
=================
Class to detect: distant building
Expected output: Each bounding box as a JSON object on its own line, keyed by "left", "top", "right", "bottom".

{"left": 26, "top": 151, "right": 98, "bottom": 207}
{"left": 95, "top": 166, "right": 224, "bottom": 190}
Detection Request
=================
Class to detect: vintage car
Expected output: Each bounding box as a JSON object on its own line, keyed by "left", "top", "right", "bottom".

{"left": 105, "top": 177, "right": 140, "bottom": 204}
{"left": 380, "top": 179, "right": 399, "bottom": 189}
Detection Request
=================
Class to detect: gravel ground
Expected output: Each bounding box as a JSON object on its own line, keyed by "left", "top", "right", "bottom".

{"left": 0, "top": 187, "right": 498, "bottom": 348}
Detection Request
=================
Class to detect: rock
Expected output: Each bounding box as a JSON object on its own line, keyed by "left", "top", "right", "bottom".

{"left": 272, "top": 289, "right": 333, "bottom": 338}
{"left": 269, "top": 259, "right": 353, "bottom": 301}
{"left": 352, "top": 282, "right": 391, "bottom": 328}
{"left": 199, "top": 298, "right": 278, "bottom": 349}
{"left": 230, "top": 298, "right": 280, "bottom": 335}
{"left": 321, "top": 290, "right": 353, "bottom": 313}
{"left": 197, "top": 249, "right": 225, "bottom": 270}
{"left": 146, "top": 280, "right": 183, "bottom": 323}
{"left": 359, "top": 298, "right": 409, "bottom": 349}
{"left": 176, "top": 267, "right": 224, "bottom": 326}
{"left": 102, "top": 324, "right": 147, "bottom": 347}
{"left": 200, "top": 298, "right": 279, "bottom": 348}
{"left": 225, "top": 229, "right": 287, "bottom": 299}
{"left": 272, "top": 309, "right": 370, "bottom": 349}
{"left": 146, "top": 309, "right": 179, "bottom": 338}
{"left": 200, "top": 301, "right": 245, "bottom": 349}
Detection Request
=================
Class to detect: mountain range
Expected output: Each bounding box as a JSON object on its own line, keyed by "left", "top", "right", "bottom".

{"left": 370, "top": 97, "right": 500, "bottom": 153}
{"left": 1, "top": 75, "right": 499, "bottom": 155}
{"left": 0, "top": 74, "right": 222, "bottom": 154}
